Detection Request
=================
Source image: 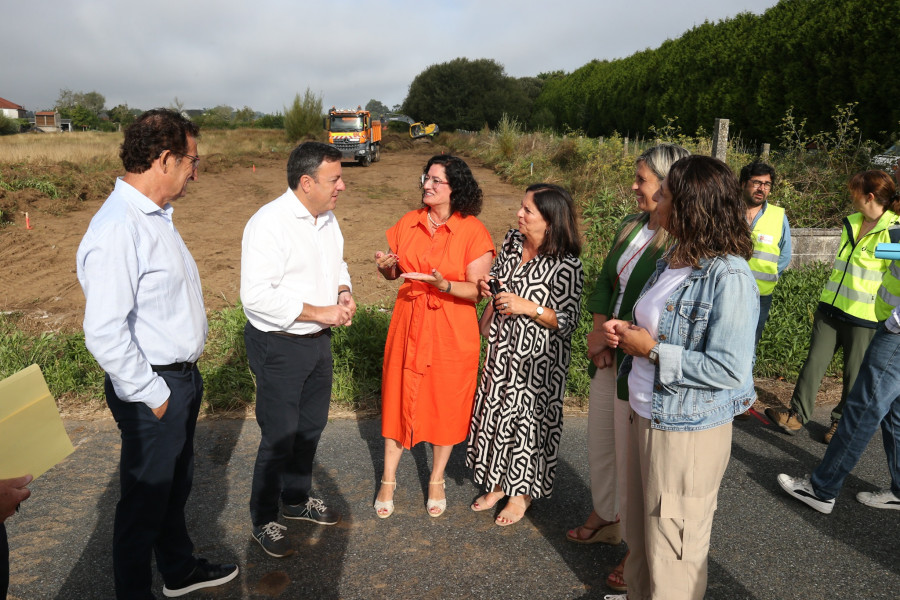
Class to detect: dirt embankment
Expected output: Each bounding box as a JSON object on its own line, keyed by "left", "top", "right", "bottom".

{"left": 0, "top": 141, "right": 830, "bottom": 411}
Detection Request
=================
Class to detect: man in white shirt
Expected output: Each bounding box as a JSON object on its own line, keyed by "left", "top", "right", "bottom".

{"left": 77, "top": 109, "right": 238, "bottom": 599}
{"left": 241, "top": 141, "right": 355, "bottom": 558}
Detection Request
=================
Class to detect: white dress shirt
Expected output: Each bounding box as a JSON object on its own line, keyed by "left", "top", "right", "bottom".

{"left": 241, "top": 188, "right": 352, "bottom": 334}
{"left": 76, "top": 178, "right": 208, "bottom": 408}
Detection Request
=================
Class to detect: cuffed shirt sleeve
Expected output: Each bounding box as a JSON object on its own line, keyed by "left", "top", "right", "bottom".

{"left": 777, "top": 216, "right": 792, "bottom": 275}
{"left": 657, "top": 268, "right": 758, "bottom": 391}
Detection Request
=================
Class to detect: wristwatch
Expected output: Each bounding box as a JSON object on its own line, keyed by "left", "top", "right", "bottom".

{"left": 648, "top": 343, "right": 660, "bottom": 365}
{"left": 534, "top": 306, "right": 544, "bottom": 319}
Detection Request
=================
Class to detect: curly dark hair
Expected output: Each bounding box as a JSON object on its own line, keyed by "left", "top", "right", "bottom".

{"left": 120, "top": 109, "right": 200, "bottom": 174}
{"left": 525, "top": 183, "right": 581, "bottom": 258}
{"left": 664, "top": 155, "right": 752, "bottom": 266}
{"left": 421, "top": 155, "right": 483, "bottom": 217}
{"left": 739, "top": 161, "right": 776, "bottom": 186}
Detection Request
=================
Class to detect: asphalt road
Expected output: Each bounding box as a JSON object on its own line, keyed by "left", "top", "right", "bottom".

{"left": 6, "top": 404, "right": 899, "bottom": 599}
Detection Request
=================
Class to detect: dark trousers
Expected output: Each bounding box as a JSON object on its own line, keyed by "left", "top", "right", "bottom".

{"left": 755, "top": 293, "right": 774, "bottom": 348}
{"left": 106, "top": 368, "right": 202, "bottom": 599}
{"left": 2, "top": 523, "right": 7, "bottom": 600}
{"left": 245, "top": 323, "right": 333, "bottom": 526}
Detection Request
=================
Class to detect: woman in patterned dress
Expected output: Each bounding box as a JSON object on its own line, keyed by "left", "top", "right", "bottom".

{"left": 374, "top": 155, "right": 495, "bottom": 519}
{"left": 467, "top": 183, "right": 584, "bottom": 526}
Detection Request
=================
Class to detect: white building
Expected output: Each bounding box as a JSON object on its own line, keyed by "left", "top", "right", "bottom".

{"left": 0, "top": 97, "right": 26, "bottom": 119}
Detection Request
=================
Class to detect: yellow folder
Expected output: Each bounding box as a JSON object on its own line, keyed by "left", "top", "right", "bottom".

{"left": 0, "top": 364, "right": 75, "bottom": 479}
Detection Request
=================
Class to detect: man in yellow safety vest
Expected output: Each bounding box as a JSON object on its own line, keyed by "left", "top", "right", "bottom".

{"left": 741, "top": 162, "right": 792, "bottom": 347}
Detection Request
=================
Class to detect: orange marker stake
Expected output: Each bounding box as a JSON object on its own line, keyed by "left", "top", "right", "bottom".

{"left": 25, "top": 212, "right": 33, "bottom": 230}
{"left": 252, "top": 164, "right": 256, "bottom": 173}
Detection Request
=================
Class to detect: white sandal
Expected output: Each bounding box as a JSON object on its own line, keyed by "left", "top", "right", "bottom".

{"left": 374, "top": 480, "right": 396, "bottom": 519}
{"left": 427, "top": 480, "right": 446, "bottom": 517}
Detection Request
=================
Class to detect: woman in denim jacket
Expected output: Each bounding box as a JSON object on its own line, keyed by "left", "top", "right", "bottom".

{"left": 603, "top": 156, "right": 758, "bottom": 600}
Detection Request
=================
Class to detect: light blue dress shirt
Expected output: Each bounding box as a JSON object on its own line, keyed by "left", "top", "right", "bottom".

{"left": 76, "top": 178, "right": 207, "bottom": 408}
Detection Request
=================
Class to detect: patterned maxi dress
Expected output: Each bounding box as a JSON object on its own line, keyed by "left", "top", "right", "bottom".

{"left": 467, "top": 230, "right": 584, "bottom": 498}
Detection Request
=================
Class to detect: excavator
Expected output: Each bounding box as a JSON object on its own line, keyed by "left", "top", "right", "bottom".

{"left": 383, "top": 114, "right": 439, "bottom": 140}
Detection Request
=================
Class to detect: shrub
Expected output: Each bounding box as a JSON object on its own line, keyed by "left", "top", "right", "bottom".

{"left": 755, "top": 262, "right": 839, "bottom": 379}
{"left": 284, "top": 88, "right": 324, "bottom": 142}
{"left": 0, "top": 114, "right": 19, "bottom": 135}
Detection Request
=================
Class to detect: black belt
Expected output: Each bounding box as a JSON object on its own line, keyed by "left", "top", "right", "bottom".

{"left": 270, "top": 328, "right": 331, "bottom": 339}
{"left": 151, "top": 361, "right": 197, "bottom": 373}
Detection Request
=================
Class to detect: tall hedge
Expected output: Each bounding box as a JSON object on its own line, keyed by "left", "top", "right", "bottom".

{"left": 533, "top": 0, "right": 900, "bottom": 144}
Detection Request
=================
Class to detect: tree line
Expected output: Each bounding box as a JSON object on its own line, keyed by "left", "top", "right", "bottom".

{"left": 531, "top": 0, "right": 899, "bottom": 144}
{"left": 399, "top": 0, "right": 899, "bottom": 146}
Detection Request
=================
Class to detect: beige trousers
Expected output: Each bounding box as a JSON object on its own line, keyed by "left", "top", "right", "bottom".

{"left": 587, "top": 363, "right": 631, "bottom": 539}
{"left": 624, "top": 413, "right": 732, "bottom": 600}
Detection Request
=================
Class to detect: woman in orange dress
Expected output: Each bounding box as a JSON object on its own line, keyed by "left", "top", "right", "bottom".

{"left": 373, "top": 155, "right": 495, "bottom": 518}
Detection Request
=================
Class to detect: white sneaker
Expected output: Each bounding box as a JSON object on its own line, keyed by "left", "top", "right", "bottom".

{"left": 603, "top": 595, "right": 627, "bottom": 600}
{"left": 777, "top": 474, "right": 835, "bottom": 514}
{"left": 856, "top": 489, "right": 900, "bottom": 510}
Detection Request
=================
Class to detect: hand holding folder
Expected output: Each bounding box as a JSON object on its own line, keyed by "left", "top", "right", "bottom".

{"left": 0, "top": 364, "right": 75, "bottom": 480}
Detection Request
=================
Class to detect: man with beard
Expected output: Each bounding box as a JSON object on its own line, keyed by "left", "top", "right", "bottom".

{"left": 741, "top": 162, "right": 792, "bottom": 347}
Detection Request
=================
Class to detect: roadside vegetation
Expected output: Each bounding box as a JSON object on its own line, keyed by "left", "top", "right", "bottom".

{"left": 0, "top": 115, "right": 856, "bottom": 412}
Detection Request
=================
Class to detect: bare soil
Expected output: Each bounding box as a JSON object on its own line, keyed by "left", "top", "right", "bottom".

{"left": 0, "top": 140, "right": 838, "bottom": 413}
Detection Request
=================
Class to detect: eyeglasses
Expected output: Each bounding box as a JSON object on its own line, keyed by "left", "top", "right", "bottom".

{"left": 749, "top": 179, "right": 772, "bottom": 190}
{"left": 177, "top": 153, "right": 200, "bottom": 170}
{"left": 421, "top": 174, "right": 448, "bottom": 188}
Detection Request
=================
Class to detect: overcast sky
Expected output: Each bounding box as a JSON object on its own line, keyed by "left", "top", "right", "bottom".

{"left": 2, "top": 0, "right": 779, "bottom": 115}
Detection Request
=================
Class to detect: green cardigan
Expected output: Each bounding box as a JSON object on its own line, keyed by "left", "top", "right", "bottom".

{"left": 585, "top": 215, "right": 670, "bottom": 398}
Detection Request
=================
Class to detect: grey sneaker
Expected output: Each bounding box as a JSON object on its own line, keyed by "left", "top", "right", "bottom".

{"left": 856, "top": 489, "right": 900, "bottom": 510}
{"left": 283, "top": 497, "right": 340, "bottom": 525}
{"left": 252, "top": 521, "right": 294, "bottom": 558}
{"left": 777, "top": 474, "right": 835, "bottom": 514}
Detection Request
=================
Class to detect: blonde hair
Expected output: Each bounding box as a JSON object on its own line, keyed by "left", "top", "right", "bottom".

{"left": 609, "top": 143, "right": 690, "bottom": 254}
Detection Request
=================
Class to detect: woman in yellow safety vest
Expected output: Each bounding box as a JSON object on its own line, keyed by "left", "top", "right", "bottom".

{"left": 766, "top": 170, "right": 900, "bottom": 443}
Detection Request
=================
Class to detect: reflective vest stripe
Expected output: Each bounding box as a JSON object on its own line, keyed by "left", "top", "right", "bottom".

{"left": 831, "top": 258, "right": 887, "bottom": 282}
{"left": 753, "top": 271, "right": 779, "bottom": 282}
{"left": 747, "top": 205, "right": 785, "bottom": 296}
{"left": 823, "top": 280, "right": 875, "bottom": 305}
{"left": 752, "top": 250, "right": 780, "bottom": 262}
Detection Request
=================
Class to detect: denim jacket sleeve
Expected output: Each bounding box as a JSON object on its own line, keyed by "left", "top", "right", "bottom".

{"left": 656, "top": 257, "right": 758, "bottom": 392}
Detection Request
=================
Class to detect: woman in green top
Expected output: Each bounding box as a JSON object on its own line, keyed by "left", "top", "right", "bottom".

{"left": 566, "top": 143, "right": 688, "bottom": 592}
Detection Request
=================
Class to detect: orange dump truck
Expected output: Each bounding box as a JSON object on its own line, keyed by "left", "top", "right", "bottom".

{"left": 325, "top": 106, "right": 382, "bottom": 167}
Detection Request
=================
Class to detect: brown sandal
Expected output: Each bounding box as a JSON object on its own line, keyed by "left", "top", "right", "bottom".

{"left": 566, "top": 520, "right": 622, "bottom": 545}
{"left": 606, "top": 552, "right": 628, "bottom": 592}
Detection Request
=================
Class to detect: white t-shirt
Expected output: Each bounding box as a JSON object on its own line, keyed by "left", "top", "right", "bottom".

{"left": 612, "top": 223, "right": 655, "bottom": 318}
{"left": 628, "top": 265, "right": 691, "bottom": 418}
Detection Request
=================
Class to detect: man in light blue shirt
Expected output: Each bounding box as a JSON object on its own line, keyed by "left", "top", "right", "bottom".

{"left": 76, "top": 109, "right": 237, "bottom": 599}
{"left": 740, "top": 162, "right": 792, "bottom": 347}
